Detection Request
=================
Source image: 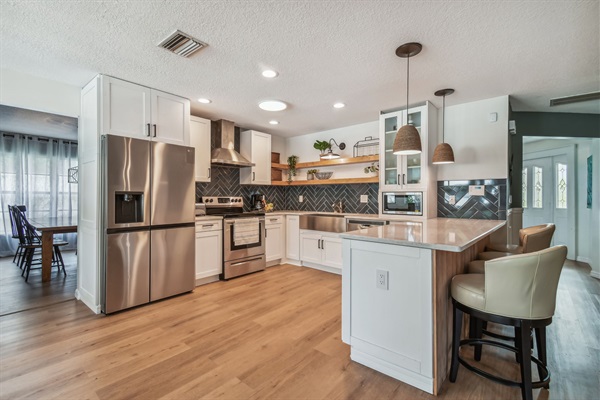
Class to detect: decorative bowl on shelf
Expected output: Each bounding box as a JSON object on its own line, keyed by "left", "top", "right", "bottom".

{"left": 314, "top": 172, "right": 333, "bottom": 180}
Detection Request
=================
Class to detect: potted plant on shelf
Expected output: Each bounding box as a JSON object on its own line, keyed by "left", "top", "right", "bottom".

{"left": 307, "top": 169, "right": 319, "bottom": 180}
{"left": 313, "top": 140, "right": 331, "bottom": 156}
{"left": 287, "top": 155, "right": 299, "bottom": 183}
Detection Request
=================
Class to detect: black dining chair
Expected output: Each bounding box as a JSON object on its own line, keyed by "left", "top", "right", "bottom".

{"left": 8, "top": 205, "right": 27, "bottom": 265}
{"left": 11, "top": 207, "right": 68, "bottom": 282}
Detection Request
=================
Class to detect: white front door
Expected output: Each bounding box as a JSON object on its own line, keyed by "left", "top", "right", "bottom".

{"left": 523, "top": 147, "right": 575, "bottom": 259}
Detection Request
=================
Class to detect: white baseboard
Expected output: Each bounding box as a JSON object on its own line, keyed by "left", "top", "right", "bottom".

{"left": 590, "top": 271, "right": 600, "bottom": 280}
{"left": 75, "top": 288, "right": 101, "bottom": 314}
{"left": 576, "top": 256, "right": 592, "bottom": 265}
{"left": 195, "top": 275, "right": 220, "bottom": 286}
{"left": 301, "top": 261, "right": 342, "bottom": 275}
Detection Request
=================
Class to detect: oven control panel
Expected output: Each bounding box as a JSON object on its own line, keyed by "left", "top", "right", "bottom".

{"left": 201, "top": 196, "right": 244, "bottom": 207}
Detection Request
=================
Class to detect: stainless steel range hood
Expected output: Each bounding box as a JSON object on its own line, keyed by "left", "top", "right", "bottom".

{"left": 211, "top": 119, "right": 255, "bottom": 167}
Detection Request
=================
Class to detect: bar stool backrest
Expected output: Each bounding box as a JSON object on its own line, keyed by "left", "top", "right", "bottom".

{"left": 521, "top": 223, "right": 555, "bottom": 253}
{"left": 484, "top": 245, "right": 567, "bottom": 320}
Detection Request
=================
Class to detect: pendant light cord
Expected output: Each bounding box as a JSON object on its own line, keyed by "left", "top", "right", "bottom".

{"left": 442, "top": 94, "right": 445, "bottom": 142}
{"left": 406, "top": 53, "right": 410, "bottom": 124}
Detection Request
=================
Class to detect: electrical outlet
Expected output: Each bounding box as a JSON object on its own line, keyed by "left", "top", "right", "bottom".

{"left": 376, "top": 269, "right": 389, "bottom": 290}
{"left": 448, "top": 195, "right": 456, "bottom": 205}
{"left": 360, "top": 195, "right": 368, "bottom": 203}
{"left": 299, "top": 195, "right": 304, "bottom": 203}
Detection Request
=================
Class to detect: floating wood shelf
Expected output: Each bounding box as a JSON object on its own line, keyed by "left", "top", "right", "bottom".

{"left": 271, "top": 176, "right": 378, "bottom": 186}
{"left": 271, "top": 155, "right": 379, "bottom": 170}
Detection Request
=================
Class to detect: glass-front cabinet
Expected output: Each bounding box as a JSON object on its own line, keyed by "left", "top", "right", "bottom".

{"left": 380, "top": 104, "right": 429, "bottom": 191}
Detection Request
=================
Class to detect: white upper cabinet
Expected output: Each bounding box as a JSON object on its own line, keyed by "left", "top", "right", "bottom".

{"left": 239, "top": 130, "right": 271, "bottom": 185}
{"left": 379, "top": 102, "right": 436, "bottom": 191}
{"left": 102, "top": 76, "right": 151, "bottom": 139}
{"left": 151, "top": 90, "right": 190, "bottom": 146}
{"left": 189, "top": 116, "right": 212, "bottom": 182}
{"left": 101, "top": 76, "right": 190, "bottom": 145}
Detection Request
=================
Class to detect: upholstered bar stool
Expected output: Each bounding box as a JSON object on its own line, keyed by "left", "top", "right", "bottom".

{"left": 449, "top": 246, "right": 568, "bottom": 400}
{"left": 468, "top": 223, "right": 555, "bottom": 274}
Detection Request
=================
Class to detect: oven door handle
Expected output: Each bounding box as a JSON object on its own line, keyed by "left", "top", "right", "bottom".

{"left": 230, "top": 257, "right": 263, "bottom": 267}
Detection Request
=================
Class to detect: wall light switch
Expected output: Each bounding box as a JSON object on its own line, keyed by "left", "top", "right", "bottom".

{"left": 469, "top": 185, "right": 485, "bottom": 196}
{"left": 360, "top": 195, "right": 368, "bottom": 203}
{"left": 488, "top": 112, "right": 498, "bottom": 122}
{"left": 299, "top": 195, "right": 304, "bottom": 203}
{"left": 448, "top": 195, "right": 456, "bottom": 205}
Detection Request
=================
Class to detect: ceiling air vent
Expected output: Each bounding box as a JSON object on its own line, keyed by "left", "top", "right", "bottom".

{"left": 550, "top": 91, "right": 600, "bottom": 107}
{"left": 158, "top": 30, "right": 207, "bottom": 58}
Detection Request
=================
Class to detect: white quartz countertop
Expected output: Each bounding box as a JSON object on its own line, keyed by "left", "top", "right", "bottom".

{"left": 340, "top": 218, "right": 505, "bottom": 252}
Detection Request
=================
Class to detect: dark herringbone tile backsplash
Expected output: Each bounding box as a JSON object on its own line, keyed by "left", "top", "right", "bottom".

{"left": 437, "top": 179, "right": 507, "bottom": 220}
{"left": 196, "top": 166, "right": 378, "bottom": 213}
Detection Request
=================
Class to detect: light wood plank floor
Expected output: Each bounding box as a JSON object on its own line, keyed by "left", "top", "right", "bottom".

{"left": 0, "top": 251, "right": 77, "bottom": 316}
{"left": 0, "top": 260, "right": 598, "bottom": 399}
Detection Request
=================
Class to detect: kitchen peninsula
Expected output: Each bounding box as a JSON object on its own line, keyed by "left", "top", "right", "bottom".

{"left": 340, "top": 218, "right": 505, "bottom": 395}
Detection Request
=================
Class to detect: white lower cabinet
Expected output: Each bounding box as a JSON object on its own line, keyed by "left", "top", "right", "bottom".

{"left": 286, "top": 215, "right": 300, "bottom": 263}
{"left": 300, "top": 230, "right": 342, "bottom": 274}
{"left": 265, "top": 215, "right": 283, "bottom": 265}
{"left": 195, "top": 219, "right": 222, "bottom": 284}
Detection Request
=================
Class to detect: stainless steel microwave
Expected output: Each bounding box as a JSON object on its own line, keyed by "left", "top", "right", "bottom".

{"left": 381, "top": 192, "right": 423, "bottom": 216}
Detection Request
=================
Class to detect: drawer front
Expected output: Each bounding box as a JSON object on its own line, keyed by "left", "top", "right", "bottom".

{"left": 265, "top": 215, "right": 283, "bottom": 225}
{"left": 195, "top": 220, "right": 222, "bottom": 232}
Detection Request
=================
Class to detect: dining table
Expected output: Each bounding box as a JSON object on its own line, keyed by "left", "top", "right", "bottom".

{"left": 28, "top": 216, "right": 77, "bottom": 282}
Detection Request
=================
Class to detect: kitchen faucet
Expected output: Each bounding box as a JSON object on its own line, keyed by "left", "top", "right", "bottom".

{"left": 332, "top": 200, "right": 344, "bottom": 213}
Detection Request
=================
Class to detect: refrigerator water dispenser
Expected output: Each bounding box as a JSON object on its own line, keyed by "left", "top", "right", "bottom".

{"left": 115, "top": 192, "right": 144, "bottom": 224}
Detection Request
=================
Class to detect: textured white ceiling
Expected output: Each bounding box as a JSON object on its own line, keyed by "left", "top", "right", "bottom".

{"left": 1, "top": 1, "right": 598, "bottom": 137}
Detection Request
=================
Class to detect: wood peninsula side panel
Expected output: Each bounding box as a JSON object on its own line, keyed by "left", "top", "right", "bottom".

{"left": 431, "top": 236, "right": 489, "bottom": 394}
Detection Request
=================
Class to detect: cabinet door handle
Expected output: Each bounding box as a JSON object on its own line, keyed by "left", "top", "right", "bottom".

{"left": 403, "top": 174, "right": 406, "bottom": 185}
{"left": 252, "top": 172, "right": 256, "bottom": 181}
{"left": 208, "top": 168, "right": 211, "bottom": 178}
{"left": 269, "top": 218, "right": 279, "bottom": 222}
{"left": 397, "top": 174, "right": 400, "bottom": 185}
{"left": 265, "top": 228, "right": 267, "bottom": 238}
{"left": 201, "top": 223, "right": 214, "bottom": 228}
{"left": 321, "top": 239, "right": 324, "bottom": 249}
{"left": 153, "top": 124, "right": 157, "bottom": 137}
{"left": 146, "top": 123, "right": 151, "bottom": 137}
{"left": 317, "top": 239, "right": 321, "bottom": 249}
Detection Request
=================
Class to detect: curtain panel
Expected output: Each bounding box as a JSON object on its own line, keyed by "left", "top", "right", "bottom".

{"left": 0, "top": 133, "right": 78, "bottom": 257}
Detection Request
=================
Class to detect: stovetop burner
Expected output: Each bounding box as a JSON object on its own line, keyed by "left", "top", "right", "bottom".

{"left": 201, "top": 196, "right": 265, "bottom": 218}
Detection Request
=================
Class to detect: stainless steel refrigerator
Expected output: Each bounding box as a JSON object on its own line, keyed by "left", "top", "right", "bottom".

{"left": 101, "top": 135, "right": 195, "bottom": 314}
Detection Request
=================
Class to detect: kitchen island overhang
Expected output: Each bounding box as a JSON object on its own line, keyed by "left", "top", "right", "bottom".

{"left": 340, "top": 218, "right": 505, "bottom": 395}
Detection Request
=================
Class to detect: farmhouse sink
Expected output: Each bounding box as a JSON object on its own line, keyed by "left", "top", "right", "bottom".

{"left": 299, "top": 213, "right": 346, "bottom": 233}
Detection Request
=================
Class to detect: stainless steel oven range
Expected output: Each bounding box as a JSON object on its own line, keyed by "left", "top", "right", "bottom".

{"left": 202, "top": 196, "right": 266, "bottom": 279}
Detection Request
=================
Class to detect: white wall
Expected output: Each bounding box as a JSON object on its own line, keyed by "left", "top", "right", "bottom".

{"left": 436, "top": 95, "right": 509, "bottom": 181}
{"left": 590, "top": 139, "right": 600, "bottom": 279}
{"left": 282, "top": 121, "right": 379, "bottom": 179}
{"left": 0, "top": 69, "right": 81, "bottom": 117}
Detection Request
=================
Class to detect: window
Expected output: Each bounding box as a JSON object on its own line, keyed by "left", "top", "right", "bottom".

{"left": 556, "top": 163, "right": 567, "bottom": 209}
{"left": 522, "top": 168, "right": 528, "bottom": 208}
{"left": 533, "top": 166, "right": 543, "bottom": 208}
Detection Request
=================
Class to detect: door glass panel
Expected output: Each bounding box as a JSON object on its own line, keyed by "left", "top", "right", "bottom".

{"left": 556, "top": 163, "right": 567, "bottom": 209}
{"left": 406, "top": 111, "right": 422, "bottom": 185}
{"left": 533, "top": 166, "right": 543, "bottom": 208}
{"left": 522, "top": 167, "right": 528, "bottom": 208}
{"left": 384, "top": 115, "right": 399, "bottom": 185}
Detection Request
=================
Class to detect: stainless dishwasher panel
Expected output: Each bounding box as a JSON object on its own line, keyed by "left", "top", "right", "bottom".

{"left": 346, "top": 219, "right": 389, "bottom": 232}
{"left": 150, "top": 225, "right": 195, "bottom": 301}
{"left": 104, "top": 230, "right": 150, "bottom": 314}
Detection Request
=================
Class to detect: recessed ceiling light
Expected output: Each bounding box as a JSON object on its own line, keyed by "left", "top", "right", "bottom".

{"left": 259, "top": 100, "right": 287, "bottom": 111}
{"left": 262, "top": 70, "right": 279, "bottom": 78}
{"left": 333, "top": 102, "right": 345, "bottom": 108}
{"left": 269, "top": 120, "right": 279, "bottom": 125}
{"left": 198, "top": 98, "right": 212, "bottom": 104}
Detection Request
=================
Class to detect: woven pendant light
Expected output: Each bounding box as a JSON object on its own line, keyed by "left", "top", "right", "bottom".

{"left": 393, "top": 42, "right": 422, "bottom": 155}
{"left": 432, "top": 88, "right": 456, "bottom": 164}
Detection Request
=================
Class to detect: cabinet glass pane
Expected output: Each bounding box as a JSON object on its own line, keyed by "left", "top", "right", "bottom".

{"left": 405, "top": 124, "right": 422, "bottom": 185}
{"left": 384, "top": 116, "right": 399, "bottom": 185}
